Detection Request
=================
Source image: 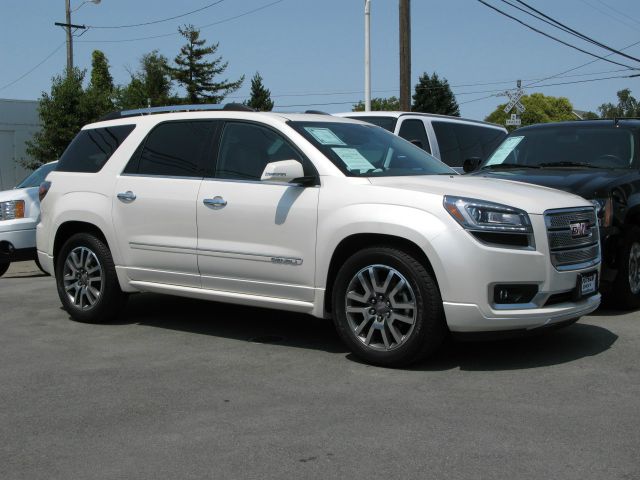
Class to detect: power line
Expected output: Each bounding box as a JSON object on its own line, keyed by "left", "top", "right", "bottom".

{"left": 476, "top": 0, "right": 635, "bottom": 69}
{"left": 509, "top": 0, "right": 640, "bottom": 63}
{"left": 0, "top": 42, "right": 66, "bottom": 93}
{"left": 596, "top": 0, "right": 640, "bottom": 26}
{"left": 579, "top": 0, "right": 640, "bottom": 32}
{"left": 88, "top": 0, "right": 226, "bottom": 29}
{"left": 77, "top": 0, "right": 285, "bottom": 44}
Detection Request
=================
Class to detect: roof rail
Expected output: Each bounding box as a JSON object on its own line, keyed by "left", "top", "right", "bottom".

{"left": 304, "top": 110, "right": 331, "bottom": 115}
{"left": 614, "top": 116, "right": 640, "bottom": 126}
{"left": 98, "top": 102, "right": 256, "bottom": 121}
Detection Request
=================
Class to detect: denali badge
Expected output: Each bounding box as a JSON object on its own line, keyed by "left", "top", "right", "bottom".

{"left": 271, "top": 257, "right": 303, "bottom": 266}
{"left": 569, "top": 221, "right": 589, "bottom": 239}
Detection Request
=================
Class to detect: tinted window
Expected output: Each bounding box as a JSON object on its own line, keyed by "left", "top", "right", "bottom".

{"left": 398, "top": 119, "right": 431, "bottom": 153}
{"left": 16, "top": 162, "right": 57, "bottom": 188}
{"left": 290, "top": 121, "right": 454, "bottom": 177}
{"left": 484, "top": 125, "right": 637, "bottom": 169}
{"left": 57, "top": 125, "right": 135, "bottom": 173}
{"left": 432, "top": 121, "right": 506, "bottom": 167}
{"left": 129, "top": 121, "right": 216, "bottom": 177}
{"left": 215, "top": 122, "right": 308, "bottom": 180}
{"left": 345, "top": 116, "right": 398, "bottom": 132}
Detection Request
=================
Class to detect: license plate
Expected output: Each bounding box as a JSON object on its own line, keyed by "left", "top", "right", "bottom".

{"left": 579, "top": 271, "right": 598, "bottom": 297}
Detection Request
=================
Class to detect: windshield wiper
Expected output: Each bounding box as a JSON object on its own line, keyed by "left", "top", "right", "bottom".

{"left": 481, "top": 163, "right": 540, "bottom": 170}
{"left": 538, "top": 161, "right": 600, "bottom": 169}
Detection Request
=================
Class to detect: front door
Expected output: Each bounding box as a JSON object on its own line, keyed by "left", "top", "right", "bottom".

{"left": 196, "top": 121, "right": 319, "bottom": 301}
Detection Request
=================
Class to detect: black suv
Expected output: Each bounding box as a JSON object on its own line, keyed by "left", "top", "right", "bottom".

{"left": 465, "top": 119, "right": 640, "bottom": 309}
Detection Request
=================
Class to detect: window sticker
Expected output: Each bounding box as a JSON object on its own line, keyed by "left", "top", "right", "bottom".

{"left": 332, "top": 147, "right": 375, "bottom": 171}
{"left": 484, "top": 136, "right": 524, "bottom": 165}
{"left": 304, "top": 127, "right": 346, "bottom": 145}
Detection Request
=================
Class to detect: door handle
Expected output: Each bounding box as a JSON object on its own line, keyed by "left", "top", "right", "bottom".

{"left": 203, "top": 196, "right": 227, "bottom": 208}
{"left": 117, "top": 191, "right": 136, "bottom": 203}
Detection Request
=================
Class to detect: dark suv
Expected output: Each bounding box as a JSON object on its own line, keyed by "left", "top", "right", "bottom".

{"left": 465, "top": 119, "right": 640, "bottom": 309}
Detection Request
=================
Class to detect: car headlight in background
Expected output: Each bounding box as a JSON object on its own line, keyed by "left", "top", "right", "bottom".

{"left": 591, "top": 198, "right": 613, "bottom": 227}
{"left": 444, "top": 196, "right": 533, "bottom": 248}
{"left": 0, "top": 200, "right": 25, "bottom": 221}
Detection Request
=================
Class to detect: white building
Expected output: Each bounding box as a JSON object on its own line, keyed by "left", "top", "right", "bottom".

{"left": 0, "top": 99, "right": 40, "bottom": 191}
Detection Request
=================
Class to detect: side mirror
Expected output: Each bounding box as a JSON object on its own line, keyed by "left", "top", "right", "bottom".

{"left": 463, "top": 157, "right": 482, "bottom": 173}
{"left": 261, "top": 160, "right": 306, "bottom": 184}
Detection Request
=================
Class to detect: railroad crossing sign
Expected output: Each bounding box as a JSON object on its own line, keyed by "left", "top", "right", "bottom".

{"left": 503, "top": 88, "right": 525, "bottom": 114}
{"left": 505, "top": 113, "right": 521, "bottom": 126}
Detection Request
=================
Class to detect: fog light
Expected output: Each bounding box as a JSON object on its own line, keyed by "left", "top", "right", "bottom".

{"left": 494, "top": 284, "right": 538, "bottom": 304}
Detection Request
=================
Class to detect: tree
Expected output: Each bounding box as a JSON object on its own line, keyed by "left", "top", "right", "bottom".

{"left": 117, "top": 50, "right": 175, "bottom": 109}
{"left": 485, "top": 93, "right": 575, "bottom": 131}
{"left": 24, "top": 68, "right": 93, "bottom": 168}
{"left": 169, "top": 24, "right": 244, "bottom": 104}
{"left": 245, "top": 72, "right": 274, "bottom": 111}
{"left": 85, "top": 50, "right": 115, "bottom": 118}
{"left": 598, "top": 89, "right": 640, "bottom": 118}
{"left": 352, "top": 96, "right": 400, "bottom": 112}
{"left": 411, "top": 72, "right": 459, "bottom": 116}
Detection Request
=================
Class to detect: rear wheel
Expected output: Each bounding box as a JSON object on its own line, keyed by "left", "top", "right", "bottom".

{"left": 55, "top": 232, "right": 126, "bottom": 323}
{"left": 0, "top": 261, "right": 9, "bottom": 277}
{"left": 332, "top": 246, "right": 446, "bottom": 367}
{"left": 613, "top": 227, "right": 640, "bottom": 310}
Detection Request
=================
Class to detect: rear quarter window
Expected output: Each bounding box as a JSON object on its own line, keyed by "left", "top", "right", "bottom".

{"left": 56, "top": 125, "right": 136, "bottom": 173}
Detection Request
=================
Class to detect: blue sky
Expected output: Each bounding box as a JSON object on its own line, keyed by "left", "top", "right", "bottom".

{"left": 1, "top": 0, "right": 639, "bottom": 120}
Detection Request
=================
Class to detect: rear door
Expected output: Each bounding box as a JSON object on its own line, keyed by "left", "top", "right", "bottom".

{"left": 112, "top": 120, "right": 218, "bottom": 288}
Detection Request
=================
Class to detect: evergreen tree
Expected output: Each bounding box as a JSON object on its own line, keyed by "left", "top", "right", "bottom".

{"left": 352, "top": 96, "right": 400, "bottom": 111}
{"left": 169, "top": 24, "right": 244, "bottom": 104}
{"left": 412, "top": 72, "right": 460, "bottom": 116}
{"left": 598, "top": 89, "right": 640, "bottom": 118}
{"left": 85, "top": 50, "right": 115, "bottom": 118}
{"left": 245, "top": 72, "right": 274, "bottom": 111}
{"left": 117, "top": 50, "right": 174, "bottom": 109}
{"left": 25, "top": 68, "right": 92, "bottom": 168}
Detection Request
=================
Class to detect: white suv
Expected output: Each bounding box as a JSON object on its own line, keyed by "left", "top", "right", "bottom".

{"left": 37, "top": 105, "right": 601, "bottom": 366}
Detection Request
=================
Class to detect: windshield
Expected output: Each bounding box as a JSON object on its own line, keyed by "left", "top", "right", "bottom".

{"left": 16, "top": 162, "right": 57, "bottom": 188}
{"left": 483, "top": 125, "right": 637, "bottom": 169}
{"left": 290, "top": 121, "right": 455, "bottom": 177}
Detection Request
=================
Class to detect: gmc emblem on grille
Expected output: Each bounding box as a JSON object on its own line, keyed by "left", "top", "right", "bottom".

{"left": 570, "top": 221, "right": 590, "bottom": 238}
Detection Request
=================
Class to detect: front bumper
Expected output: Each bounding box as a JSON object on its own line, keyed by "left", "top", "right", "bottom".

{"left": 0, "top": 219, "right": 37, "bottom": 262}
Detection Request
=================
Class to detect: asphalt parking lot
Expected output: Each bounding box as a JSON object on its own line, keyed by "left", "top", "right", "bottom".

{"left": 1, "top": 261, "right": 639, "bottom": 480}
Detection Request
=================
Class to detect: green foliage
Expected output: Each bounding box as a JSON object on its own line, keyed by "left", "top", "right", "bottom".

{"left": 116, "top": 50, "right": 175, "bottom": 109}
{"left": 245, "top": 72, "right": 274, "bottom": 111}
{"left": 352, "top": 96, "right": 400, "bottom": 112}
{"left": 24, "top": 68, "right": 93, "bottom": 168}
{"left": 598, "top": 89, "right": 640, "bottom": 118}
{"left": 169, "top": 24, "right": 244, "bottom": 104}
{"left": 412, "top": 72, "right": 459, "bottom": 116}
{"left": 85, "top": 50, "right": 115, "bottom": 119}
{"left": 485, "top": 93, "right": 575, "bottom": 132}
{"left": 581, "top": 111, "right": 600, "bottom": 120}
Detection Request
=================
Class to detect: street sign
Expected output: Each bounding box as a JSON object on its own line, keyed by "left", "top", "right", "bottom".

{"left": 503, "top": 81, "right": 526, "bottom": 115}
{"left": 506, "top": 113, "right": 521, "bottom": 126}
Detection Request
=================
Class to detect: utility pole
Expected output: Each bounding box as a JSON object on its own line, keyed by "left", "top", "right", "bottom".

{"left": 364, "top": 0, "right": 371, "bottom": 111}
{"left": 399, "top": 0, "right": 411, "bottom": 111}
{"left": 55, "top": 0, "right": 89, "bottom": 75}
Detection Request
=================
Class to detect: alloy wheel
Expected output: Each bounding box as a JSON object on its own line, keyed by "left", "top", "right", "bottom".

{"left": 62, "top": 246, "right": 104, "bottom": 310}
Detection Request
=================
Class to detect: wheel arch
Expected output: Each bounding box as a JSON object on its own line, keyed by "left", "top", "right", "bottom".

{"left": 323, "top": 233, "right": 439, "bottom": 315}
{"left": 53, "top": 221, "right": 110, "bottom": 265}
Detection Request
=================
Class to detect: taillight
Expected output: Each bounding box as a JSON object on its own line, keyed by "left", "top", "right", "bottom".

{"left": 39, "top": 181, "right": 51, "bottom": 202}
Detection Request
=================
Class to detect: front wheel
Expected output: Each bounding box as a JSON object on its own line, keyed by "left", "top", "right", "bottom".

{"left": 613, "top": 227, "right": 640, "bottom": 310}
{"left": 332, "top": 246, "right": 446, "bottom": 367}
{"left": 55, "top": 232, "right": 127, "bottom": 323}
{"left": 0, "top": 261, "right": 9, "bottom": 277}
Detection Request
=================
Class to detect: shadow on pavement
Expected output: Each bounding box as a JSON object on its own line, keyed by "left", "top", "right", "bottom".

{"left": 123, "top": 293, "right": 617, "bottom": 370}
{"left": 123, "top": 293, "right": 348, "bottom": 355}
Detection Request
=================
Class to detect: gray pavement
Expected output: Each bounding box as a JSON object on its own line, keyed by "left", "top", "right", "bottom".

{"left": 1, "top": 261, "right": 639, "bottom": 479}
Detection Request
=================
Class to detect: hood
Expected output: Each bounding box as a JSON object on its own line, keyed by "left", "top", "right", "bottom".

{"left": 468, "top": 167, "right": 633, "bottom": 199}
{"left": 0, "top": 186, "right": 37, "bottom": 203}
{"left": 367, "top": 175, "right": 591, "bottom": 215}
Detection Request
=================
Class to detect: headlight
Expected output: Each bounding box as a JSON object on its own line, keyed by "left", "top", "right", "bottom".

{"left": 0, "top": 200, "right": 25, "bottom": 221}
{"left": 591, "top": 198, "right": 612, "bottom": 227}
{"left": 443, "top": 196, "right": 532, "bottom": 233}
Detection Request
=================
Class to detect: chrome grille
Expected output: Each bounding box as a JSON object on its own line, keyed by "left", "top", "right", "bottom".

{"left": 545, "top": 207, "right": 600, "bottom": 270}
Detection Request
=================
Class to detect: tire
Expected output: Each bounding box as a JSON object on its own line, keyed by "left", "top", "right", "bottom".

{"left": 0, "top": 261, "right": 9, "bottom": 277}
{"left": 612, "top": 226, "right": 640, "bottom": 310}
{"left": 55, "top": 232, "right": 127, "bottom": 323}
{"left": 332, "top": 246, "right": 447, "bottom": 367}
{"left": 34, "top": 256, "right": 50, "bottom": 276}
